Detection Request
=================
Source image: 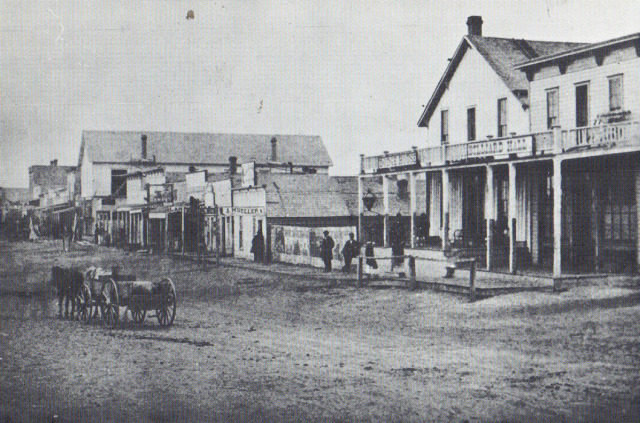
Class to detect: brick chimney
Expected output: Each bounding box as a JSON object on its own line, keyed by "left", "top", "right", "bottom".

{"left": 141, "top": 134, "right": 148, "bottom": 159}
{"left": 229, "top": 156, "right": 237, "bottom": 175}
{"left": 466, "top": 16, "right": 483, "bottom": 36}
{"left": 270, "top": 137, "right": 277, "bottom": 162}
{"left": 50, "top": 159, "right": 58, "bottom": 166}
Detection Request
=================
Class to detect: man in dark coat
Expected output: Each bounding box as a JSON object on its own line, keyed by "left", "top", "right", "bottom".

{"left": 250, "top": 230, "right": 265, "bottom": 262}
{"left": 341, "top": 232, "right": 359, "bottom": 273}
{"left": 320, "top": 230, "right": 335, "bottom": 272}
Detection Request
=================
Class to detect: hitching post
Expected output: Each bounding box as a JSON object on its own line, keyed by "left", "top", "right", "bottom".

{"left": 469, "top": 259, "right": 477, "bottom": 302}
{"left": 407, "top": 256, "right": 417, "bottom": 291}
{"left": 357, "top": 256, "right": 364, "bottom": 288}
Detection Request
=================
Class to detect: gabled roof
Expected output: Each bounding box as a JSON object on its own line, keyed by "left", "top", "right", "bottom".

{"left": 261, "top": 173, "right": 350, "bottom": 218}
{"left": 515, "top": 32, "right": 640, "bottom": 69}
{"left": 417, "top": 36, "right": 588, "bottom": 127}
{"left": 78, "top": 130, "right": 332, "bottom": 168}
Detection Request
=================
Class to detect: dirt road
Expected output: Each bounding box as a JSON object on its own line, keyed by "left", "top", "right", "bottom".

{"left": 1, "top": 241, "right": 639, "bottom": 422}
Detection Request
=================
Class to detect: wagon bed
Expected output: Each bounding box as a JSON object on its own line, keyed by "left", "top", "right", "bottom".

{"left": 78, "top": 268, "right": 176, "bottom": 329}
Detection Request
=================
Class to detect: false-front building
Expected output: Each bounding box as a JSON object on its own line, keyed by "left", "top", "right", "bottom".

{"left": 359, "top": 17, "right": 640, "bottom": 277}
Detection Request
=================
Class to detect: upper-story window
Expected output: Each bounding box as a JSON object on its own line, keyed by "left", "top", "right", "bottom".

{"left": 575, "top": 82, "right": 589, "bottom": 127}
{"left": 467, "top": 107, "right": 476, "bottom": 141}
{"left": 608, "top": 74, "right": 623, "bottom": 112}
{"left": 441, "top": 110, "right": 449, "bottom": 144}
{"left": 497, "top": 98, "right": 507, "bottom": 137}
{"left": 111, "top": 169, "right": 127, "bottom": 197}
{"left": 546, "top": 88, "right": 559, "bottom": 129}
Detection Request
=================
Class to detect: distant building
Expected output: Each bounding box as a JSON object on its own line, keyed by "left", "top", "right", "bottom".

{"left": 28, "top": 160, "right": 77, "bottom": 207}
{"left": 233, "top": 172, "right": 357, "bottom": 268}
{"left": 78, "top": 130, "right": 333, "bottom": 236}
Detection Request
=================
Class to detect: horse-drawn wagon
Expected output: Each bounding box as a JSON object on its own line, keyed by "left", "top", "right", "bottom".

{"left": 77, "top": 266, "right": 176, "bottom": 329}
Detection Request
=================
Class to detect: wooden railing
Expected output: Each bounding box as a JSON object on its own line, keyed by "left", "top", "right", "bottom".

{"left": 417, "top": 146, "right": 443, "bottom": 166}
{"left": 562, "top": 121, "right": 640, "bottom": 151}
{"left": 361, "top": 121, "right": 640, "bottom": 174}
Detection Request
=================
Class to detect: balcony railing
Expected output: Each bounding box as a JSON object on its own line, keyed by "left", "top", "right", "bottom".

{"left": 362, "top": 121, "right": 640, "bottom": 174}
{"left": 562, "top": 121, "right": 640, "bottom": 152}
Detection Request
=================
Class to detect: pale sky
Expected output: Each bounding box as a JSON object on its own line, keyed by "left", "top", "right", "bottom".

{"left": 1, "top": 0, "right": 639, "bottom": 187}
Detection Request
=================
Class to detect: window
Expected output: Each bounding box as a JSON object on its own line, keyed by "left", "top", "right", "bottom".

{"left": 497, "top": 98, "right": 507, "bottom": 137}
{"left": 608, "top": 74, "right": 623, "bottom": 112}
{"left": 546, "top": 88, "right": 559, "bottom": 129}
{"left": 467, "top": 107, "right": 476, "bottom": 141}
{"left": 575, "top": 83, "right": 589, "bottom": 127}
{"left": 603, "top": 169, "right": 636, "bottom": 244}
{"left": 111, "top": 169, "right": 127, "bottom": 197}
{"left": 440, "top": 110, "right": 449, "bottom": 144}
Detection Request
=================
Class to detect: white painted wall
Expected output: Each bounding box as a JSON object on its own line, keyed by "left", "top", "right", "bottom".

{"left": 232, "top": 188, "right": 266, "bottom": 259}
{"left": 529, "top": 46, "right": 640, "bottom": 133}
{"left": 425, "top": 44, "right": 530, "bottom": 146}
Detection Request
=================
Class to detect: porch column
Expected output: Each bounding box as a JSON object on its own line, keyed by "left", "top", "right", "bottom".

{"left": 442, "top": 169, "right": 450, "bottom": 250}
{"left": 357, "top": 174, "right": 363, "bottom": 243}
{"left": 486, "top": 165, "right": 495, "bottom": 270}
{"left": 509, "top": 163, "right": 517, "bottom": 273}
{"left": 409, "top": 172, "right": 416, "bottom": 248}
{"left": 553, "top": 158, "right": 563, "bottom": 277}
{"left": 383, "top": 174, "right": 390, "bottom": 246}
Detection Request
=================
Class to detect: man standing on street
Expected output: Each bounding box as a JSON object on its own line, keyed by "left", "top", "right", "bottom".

{"left": 321, "top": 230, "right": 335, "bottom": 272}
{"left": 341, "top": 232, "right": 359, "bottom": 273}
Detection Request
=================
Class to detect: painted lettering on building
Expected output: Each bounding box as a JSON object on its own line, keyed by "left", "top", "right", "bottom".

{"left": 220, "top": 206, "right": 265, "bottom": 216}
{"left": 377, "top": 152, "right": 417, "bottom": 170}
{"left": 467, "top": 136, "right": 533, "bottom": 159}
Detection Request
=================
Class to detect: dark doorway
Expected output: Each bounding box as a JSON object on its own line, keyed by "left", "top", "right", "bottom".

{"left": 460, "top": 169, "right": 486, "bottom": 264}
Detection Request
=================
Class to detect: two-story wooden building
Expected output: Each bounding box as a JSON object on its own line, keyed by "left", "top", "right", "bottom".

{"left": 360, "top": 18, "right": 640, "bottom": 278}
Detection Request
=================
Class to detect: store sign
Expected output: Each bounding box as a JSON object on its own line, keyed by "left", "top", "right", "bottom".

{"left": 378, "top": 152, "right": 417, "bottom": 170}
{"left": 467, "top": 136, "right": 533, "bottom": 159}
{"left": 219, "top": 206, "right": 265, "bottom": 216}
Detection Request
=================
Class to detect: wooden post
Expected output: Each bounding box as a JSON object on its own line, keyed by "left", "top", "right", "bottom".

{"left": 511, "top": 218, "right": 517, "bottom": 274}
{"left": 383, "top": 175, "right": 389, "bottom": 247}
{"left": 181, "top": 206, "right": 185, "bottom": 254}
{"left": 486, "top": 165, "right": 494, "bottom": 270}
{"left": 357, "top": 175, "right": 363, "bottom": 243}
{"left": 442, "top": 169, "right": 450, "bottom": 250}
{"left": 469, "top": 259, "right": 477, "bottom": 302}
{"left": 357, "top": 256, "right": 364, "bottom": 288}
{"left": 487, "top": 219, "right": 494, "bottom": 270}
{"left": 409, "top": 172, "right": 416, "bottom": 249}
{"left": 407, "top": 256, "right": 416, "bottom": 291}
{"left": 553, "top": 159, "right": 562, "bottom": 277}
{"left": 508, "top": 163, "right": 517, "bottom": 274}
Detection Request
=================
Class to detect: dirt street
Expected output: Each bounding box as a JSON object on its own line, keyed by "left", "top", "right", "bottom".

{"left": 1, "top": 241, "right": 639, "bottom": 422}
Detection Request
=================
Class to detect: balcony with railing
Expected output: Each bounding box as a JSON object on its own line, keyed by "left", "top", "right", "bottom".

{"left": 562, "top": 120, "right": 640, "bottom": 152}
{"left": 361, "top": 121, "right": 640, "bottom": 175}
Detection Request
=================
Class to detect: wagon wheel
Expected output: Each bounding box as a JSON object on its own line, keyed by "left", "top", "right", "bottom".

{"left": 102, "top": 278, "right": 120, "bottom": 329}
{"left": 76, "top": 283, "right": 92, "bottom": 324}
{"left": 130, "top": 307, "right": 146, "bottom": 323}
{"left": 156, "top": 278, "right": 176, "bottom": 327}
